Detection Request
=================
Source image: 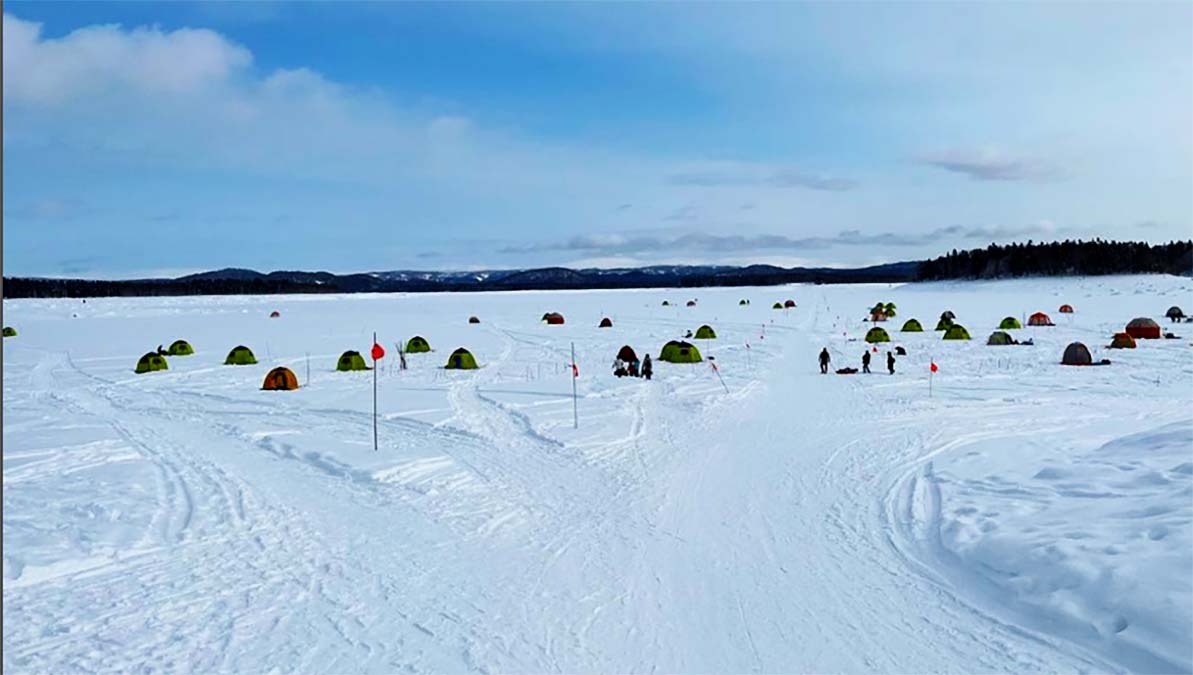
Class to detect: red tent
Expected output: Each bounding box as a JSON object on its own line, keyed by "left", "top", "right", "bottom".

{"left": 269, "top": 310, "right": 281, "bottom": 318}
{"left": 1058, "top": 304, "right": 1074, "bottom": 314}
{"left": 544, "top": 312, "right": 565, "bottom": 325}
{"left": 1028, "top": 312, "right": 1054, "bottom": 326}
{"left": 784, "top": 299, "right": 797, "bottom": 308}
{"left": 599, "top": 317, "right": 613, "bottom": 328}
{"left": 1125, "top": 317, "right": 1161, "bottom": 340}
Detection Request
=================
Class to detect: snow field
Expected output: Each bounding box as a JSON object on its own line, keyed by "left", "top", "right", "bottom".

{"left": 3, "top": 275, "right": 1191, "bottom": 673}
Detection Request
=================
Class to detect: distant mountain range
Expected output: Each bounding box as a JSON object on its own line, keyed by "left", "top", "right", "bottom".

{"left": 6, "top": 239, "right": 1187, "bottom": 299}
{"left": 2, "top": 262, "right": 920, "bottom": 298}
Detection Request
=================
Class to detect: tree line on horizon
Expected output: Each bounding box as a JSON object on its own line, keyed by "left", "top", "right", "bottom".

{"left": 917, "top": 239, "right": 1193, "bottom": 280}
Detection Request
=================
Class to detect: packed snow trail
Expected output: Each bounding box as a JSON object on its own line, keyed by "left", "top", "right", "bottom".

{"left": 4, "top": 278, "right": 1191, "bottom": 673}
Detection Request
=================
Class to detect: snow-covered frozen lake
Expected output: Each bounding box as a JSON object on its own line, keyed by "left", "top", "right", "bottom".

{"left": 4, "top": 275, "right": 1192, "bottom": 674}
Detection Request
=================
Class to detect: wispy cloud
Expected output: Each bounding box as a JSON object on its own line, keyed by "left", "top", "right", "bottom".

{"left": 667, "top": 162, "right": 857, "bottom": 191}
{"left": 919, "top": 149, "right": 1061, "bottom": 182}
{"left": 500, "top": 223, "right": 1065, "bottom": 257}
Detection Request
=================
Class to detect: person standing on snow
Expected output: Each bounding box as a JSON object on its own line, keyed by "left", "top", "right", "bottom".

{"left": 642, "top": 354, "right": 653, "bottom": 381}
{"left": 818, "top": 348, "right": 831, "bottom": 374}
{"left": 887, "top": 351, "right": 895, "bottom": 375}
{"left": 862, "top": 350, "right": 871, "bottom": 374}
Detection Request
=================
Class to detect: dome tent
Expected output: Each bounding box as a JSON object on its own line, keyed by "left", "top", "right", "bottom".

{"left": 1109, "top": 332, "right": 1136, "bottom": 349}
{"left": 1166, "top": 306, "right": 1185, "bottom": 322}
{"left": 1059, "top": 304, "right": 1074, "bottom": 314}
{"left": 694, "top": 324, "right": 717, "bottom": 339}
{"left": 167, "top": 339, "right": 194, "bottom": 356}
{"left": 262, "top": 366, "right": 299, "bottom": 390}
{"left": 445, "top": 348, "right": 479, "bottom": 370}
{"left": 659, "top": 340, "right": 702, "bottom": 363}
{"left": 543, "top": 312, "right": 565, "bottom": 325}
{"left": 943, "top": 324, "right": 971, "bottom": 340}
{"left": 616, "top": 345, "right": 638, "bottom": 362}
{"left": 224, "top": 345, "right": 258, "bottom": 365}
{"left": 772, "top": 302, "right": 784, "bottom": 310}
{"left": 135, "top": 352, "right": 168, "bottom": 374}
{"left": 784, "top": 299, "right": 797, "bottom": 308}
{"left": 405, "top": 336, "right": 431, "bottom": 353}
{"left": 934, "top": 317, "right": 954, "bottom": 331}
{"left": 662, "top": 301, "right": 671, "bottom": 306}
{"left": 469, "top": 316, "right": 481, "bottom": 324}
{"left": 940, "top": 311, "right": 956, "bottom": 321}
{"left": 2, "top": 326, "right": 16, "bottom": 337}
{"left": 599, "top": 317, "right": 613, "bottom": 328}
{"left": 337, "top": 350, "right": 370, "bottom": 371}
{"left": 739, "top": 299, "right": 749, "bottom": 306}
{"left": 1125, "top": 317, "right": 1161, "bottom": 339}
{"left": 269, "top": 311, "right": 281, "bottom": 318}
{"left": 901, "top": 319, "right": 923, "bottom": 332}
{"left": 999, "top": 317, "right": 1022, "bottom": 330}
{"left": 686, "top": 300, "right": 697, "bottom": 307}
{"left": 865, "top": 327, "right": 891, "bottom": 343}
{"left": 987, "top": 331, "right": 1015, "bottom": 346}
{"left": 1061, "top": 342, "right": 1093, "bottom": 366}
{"left": 1028, "top": 312, "right": 1054, "bottom": 326}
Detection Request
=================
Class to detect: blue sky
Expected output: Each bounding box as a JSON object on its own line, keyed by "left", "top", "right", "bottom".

{"left": 3, "top": 2, "right": 1191, "bottom": 277}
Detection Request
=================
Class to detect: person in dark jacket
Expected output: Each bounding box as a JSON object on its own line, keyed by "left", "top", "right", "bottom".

{"left": 887, "top": 351, "right": 895, "bottom": 375}
{"left": 818, "top": 348, "right": 831, "bottom": 374}
{"left": 641, "top": 354, "right": 653, "bottom": 380}
{"left": 862, "top": 350, "right": 871, "bottom": 374}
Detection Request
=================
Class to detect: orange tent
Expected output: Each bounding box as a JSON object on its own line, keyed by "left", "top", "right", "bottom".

{"left": 261, "top": 366, "right": 299, "bottom": 390}
{"left": 1058, "top": 304, "right": 1074, "bottom": 314}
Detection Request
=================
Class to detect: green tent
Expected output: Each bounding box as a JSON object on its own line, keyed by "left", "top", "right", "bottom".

{"left": 659, "top": 340, "right": 702, "bottom": 363}
{"left": 694, "top": 324, "right": 717, "bottom": 339}
{"left": 943, "top": 324, "right": 971, "bottom": 340}
{"left": 865, "top": 327, "right": 891, "bottom": 343}
{"left": 167, "top": 340, "right": 194, "bottom": 356}
{"left": 445, "top": 347, "right": 479, "bottom": 370}
{"left": 998, "top": 317, "right": 1022, "bottom": 330}
{"left": 224, "top": 345, "right": 258, "bottom": 365}
{"left": 987, "top": 331, "right": 1014, "bottom": 346}
{"left": 2, "top": 326, "right": 16, "bottom": 337}
{"left": 661, "top": 301, "right": 671, "bottom": 307}
{"left": 883, "top": 303, "right": 897, "bottom": 318}
{"left": 337, "top": 350, "right": 370, "bottom": 371}
{"left": 405, "top": 336, "right": 431, "bottom": 353}
{"left": 934, "top": 317, "right": 954, "bottom": 331}
{"left": 135, "top": 352, "right": 168, "bottom": 374}
{"left": 901, "top": 319, "right": 923, "bottom": 332}
{"left": 772, "top": 302, "right": 783, "bottom": 309}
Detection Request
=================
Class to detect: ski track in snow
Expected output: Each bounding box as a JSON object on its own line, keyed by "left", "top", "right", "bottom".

{"left": 4, "top": 276, "right": 1192, "bottom": 673}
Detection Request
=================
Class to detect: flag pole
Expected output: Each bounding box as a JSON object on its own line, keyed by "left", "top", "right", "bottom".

{"left": 571, "top": 342, "right": 578, "bottom": 429}
{"left": 373, "top": 331, "right": 378, "bottom": 451}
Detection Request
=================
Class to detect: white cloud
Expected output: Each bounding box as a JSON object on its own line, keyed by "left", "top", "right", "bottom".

{"left": 919, "top": 148, "right": 1061, "bottom": 182}
{"left": 2, "top": 14, "right": 251, "bottom": 104}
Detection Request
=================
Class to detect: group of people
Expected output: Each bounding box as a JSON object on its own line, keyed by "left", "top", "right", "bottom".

{"left": 613, "top": 353, "right": 653, "bottom": 380}
{"left": 818, "top": 348, "right": 896, "bottom": 375}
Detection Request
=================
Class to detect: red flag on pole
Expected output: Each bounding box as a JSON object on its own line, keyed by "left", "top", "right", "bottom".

{"left": 930, "top": 361, "right": 938, "bottom": 373}
{"left": 571, "top": 362, "right": 579, "bottom": 378}
{"left": 371, "top": 342, "right": 386, "bottom": 361}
